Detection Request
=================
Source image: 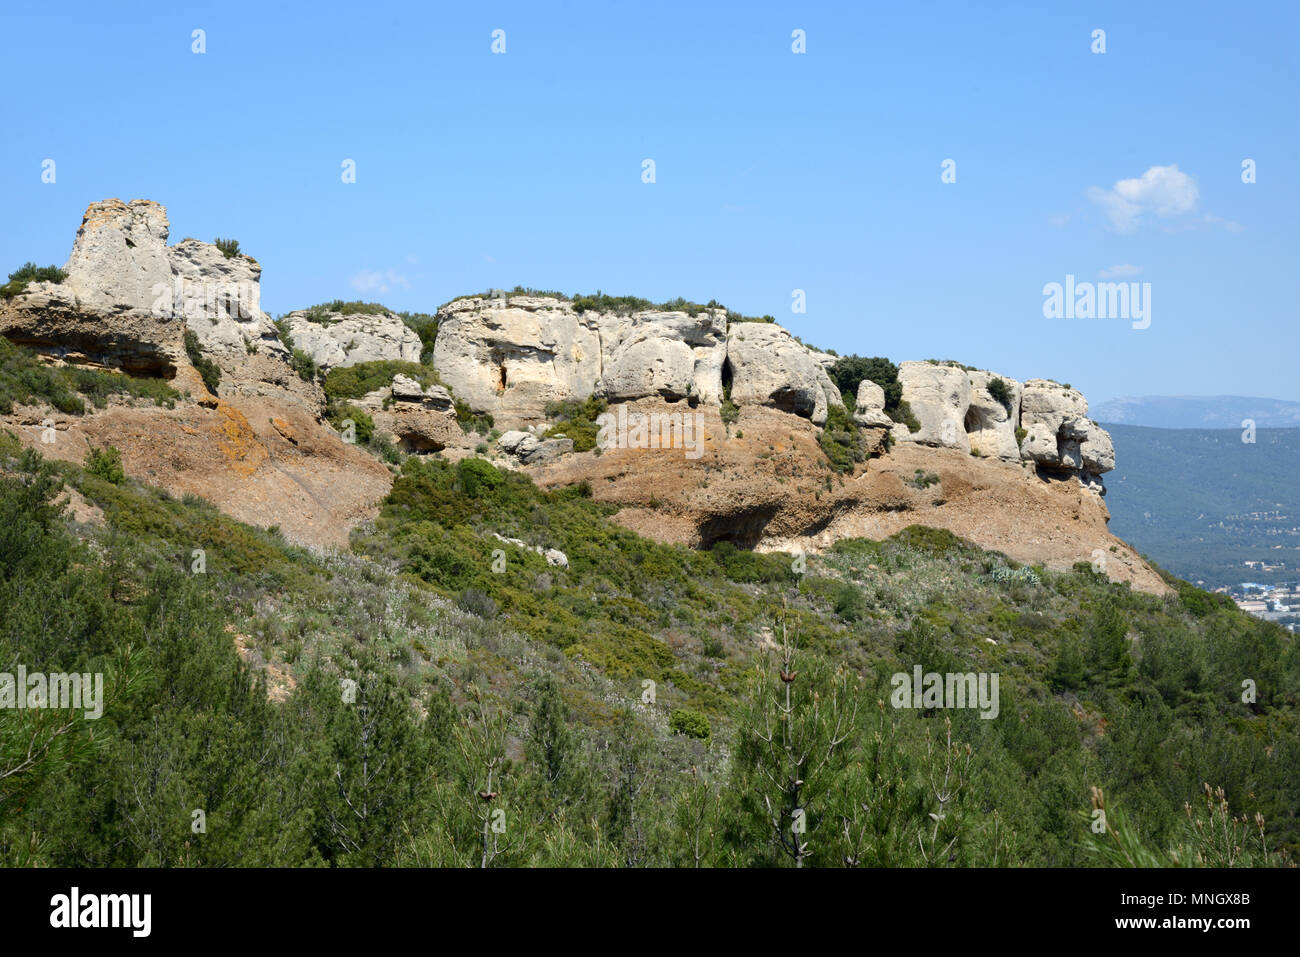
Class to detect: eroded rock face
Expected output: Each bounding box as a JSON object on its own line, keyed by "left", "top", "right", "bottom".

{"left": 893, "top": 361, "right": 972, "bottom": 450}
{"left": 434, "top": 297, "right": 603, "bottom": 429}
{"left": 63, "top": 199, "right": 173, "bottom": 315}
{"left": 853, "top": 379, "right": 894, "bottom": 428}
{"left": 891, "top": 367, "right": 1113, "bottom": 485}
{"left": 0, "top": 200, "right": 182, "bottom": 374}
{"left": 966, "top": 370, "right": 1022, "bottom": 462}
{"left": 726, "top": 322, "right": 841, "bottom": 426}
{"left": 598, "top": 309, "right": 727, "bottom": 405}
{"left": 282, "top": 310, "right": 422, "bottom": 371}
{"left": 167, "top": 239, "right": 285, "bottom": 361}
{"left": 1019, "top": 379, "right": 1113, "bottom": 474}
{"left": 355, "top": 374, "right": 459, "bottom": 453}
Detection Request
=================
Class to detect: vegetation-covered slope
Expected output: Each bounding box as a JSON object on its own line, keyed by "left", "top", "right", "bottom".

{"left": 2, "top": 429, "right": 1295, "bottom": 867}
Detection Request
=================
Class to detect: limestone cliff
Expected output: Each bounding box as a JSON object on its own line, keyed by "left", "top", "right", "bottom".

{"left": 1, "top": 199, "right": 1159, "bottom": 593}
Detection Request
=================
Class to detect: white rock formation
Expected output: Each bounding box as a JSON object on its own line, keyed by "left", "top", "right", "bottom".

{"left": 434, "top": 297, "right": 603, "bottom": 429}
{"left": 167, "top": 239, "right": 286, "bottom": 360}
{"left": 497, "top": 429, "right": 574, "bottom": 465}
{"left": 354, "top": 374, "right": 459, "bottom": 453}
{"left": 598, "top": 309, "right": 727, "bottom": 405}
{"left": 1019, "top": 379, "right": 1102, "bottom": 471}
{"left": 853, "top": 379, "right": 894, "bottom": 429}
{"left": 62, "top": 199, "right": 173, "bottom": 316}
{"left": 281, "top": 310, "right": 422, "bottom": 371}
{"left": 965, "top": 370, "right": 1022, "bottom": 462}
{"left": 491, "top": 532, "right": 569, "bottom": 567}
{"left": 726, "top": 322, "right": 842, "bottom": 426}
{"left": 893, "top": 361, "right": 972, "bottom": 450}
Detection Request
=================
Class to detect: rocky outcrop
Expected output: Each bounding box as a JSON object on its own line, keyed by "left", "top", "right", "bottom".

{"left": 355, "top": 374, "right": 460, "bottom": 453}
{"left": 0, "top": 199, "right": 182, "bottom": 374}
{"left": 281, "top": 310, "right": 422, "bottom": 371}
{"left": 0, "top": 199, "right": 316, "bottom": 408}
{"left": 491, "top": 532, "right": 569, "bottom": 568}
{"left": 598, "top": 309, "right": 727, "bottom": 405}
{"left": 892, "top": 364, "right": 1114, "bottom": 488}
{"left": 1019, "top": 380, "right": 1114, "bottom": 477}
{"left": 966, "top": 370, "right": 1022, "bottom": 462}
{"left": 726, "top": 322, "right": 842, "bottom": 426}
{"left": 497, "top": 429, "right": 574, "bottom": 465}
{"left": 892, "top": 361, "right": 971, "bottom": 450}
{"left": 853, "top": 379, "right": 894, "bottom": 429}
{"left": 434, "top": 297, "right": 603, "bottom": 429}
{"left": 433, "top": 298, "right": 845, "bottom": 429}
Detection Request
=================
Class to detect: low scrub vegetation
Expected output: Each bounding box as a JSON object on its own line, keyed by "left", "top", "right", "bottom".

{"left": 544, "top": 396, "right": 608, "bottom": 452}
{"left": 1, "top": 262, "right": 68, "bottom": 299}
{"left": 0, "top": 337, "right": 180, "bottom": 415}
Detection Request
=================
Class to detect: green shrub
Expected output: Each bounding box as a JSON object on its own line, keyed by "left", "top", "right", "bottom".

{"left": 818, "top": 403, "right": 866, "bottom": 473}
{"left": 183, "top": 330, "right": 221, "bottom": 395}
{"left": 456, "top": 457, "right": 503, "bottom": 497}
{"left": 290, "top": 349, "right": 318, "bottom": 382}
{"left": 1015, "top": 426, "right": 1028, "bottom": 447}
{"left": 327, "top": 403, "right": 374, "bottom": 444}
{"left": 300, "top": 300, "right": 389, "bottom": 322}
{"left": 1, "top": 262, "right": 68, "bottom": 299}
{"left": 544, "top": 395, "right": 607, "bottom": 452}
{"left": 988, "top": 377, "right": 1012, "bottom": 411}
{"left": 324, "top": 361, "right": 439, "bottom": 401}
{"left": 907, "top": 469, "right": 940, "bottom": 489}
{"left": 454, "top": 399, "right": 495, "bottom": 435}
{"left": 832, "top": 582, "right": 865, "bottom": 621}
{"left": 84, "top": 445, "right": 125, "bottom": 485}
{"left": 720, "top": 396, "right": 739, "bottom": 426}
{"left": 213, "top": 237, "right": 241, "bottom": 259}
{"left": 668, "top": 708, "right": 711, "bottom": 739}
{"left": 397, "top": 312, "right": 439, "bottom": 364}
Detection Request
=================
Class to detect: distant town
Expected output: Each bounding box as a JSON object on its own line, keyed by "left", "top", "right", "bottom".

{"left": 1217, "top": 562, "right": 1300, "bottom": 632}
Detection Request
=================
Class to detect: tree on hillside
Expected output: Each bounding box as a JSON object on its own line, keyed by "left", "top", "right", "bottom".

{"left": 734, "top": 602, "right": 862, "bottom": 866}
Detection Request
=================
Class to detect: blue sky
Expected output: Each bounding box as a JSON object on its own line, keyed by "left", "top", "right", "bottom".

{"left": 2, "top": 1, "right": 1297, "bottom": 403}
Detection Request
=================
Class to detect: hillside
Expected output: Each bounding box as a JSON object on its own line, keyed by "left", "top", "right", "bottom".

{"left": 1104, "top": 425, "right": 1300, "bottom": 587}
{"left": 0, "top": 199, "right": 1296, "bottom": 869}
{"left": 2, "top": 431, "right": 1297, "bottom": 867}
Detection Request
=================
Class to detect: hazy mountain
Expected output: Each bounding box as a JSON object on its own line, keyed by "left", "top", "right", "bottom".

{"left": 1104, "top": 424, "right": 1300, "bottom": 587}
{"left": 1093, "top": 395, "right": 1300, "bottom": 429}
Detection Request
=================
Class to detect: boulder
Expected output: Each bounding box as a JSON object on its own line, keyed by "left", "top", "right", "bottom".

{"left": 853, "top": 379, "right": 894, "bottom": 428}
{"left": 434, "top": 297, "right": 602, "bottom": 429}
{"left": 965, "top": 370, "right": 1022, "bottom": 462}
{"left": 1019, "top": 380, "right": 1113, "bottom": 477}
{"left": 598, "top": 309, "right": 727, "bottom": 405}
{"left": 894, "top": 361, "right": 971, "bottom": 450}
{"left": 282, "top": 310, "right": 422, "bottom": 371}
{"left": 726, "top": 322, "right": 842, "bottom": 426}
{"left": 496, "top": 429, "right": 572, "bottom": 465}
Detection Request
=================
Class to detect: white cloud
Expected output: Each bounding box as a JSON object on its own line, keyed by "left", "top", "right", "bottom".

{"left": 1087, "top": 164, "right": 1199, "bottom": 233}
{"left": 350, "top": 268, "right": 409, "bottom": 295}
{"left": 1099, "top": 263, "right": 1143, "bottom": 279}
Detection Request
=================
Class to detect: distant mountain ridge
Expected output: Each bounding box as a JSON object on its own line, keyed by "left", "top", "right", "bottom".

{"left": 1093, "top": 395, "right": 1300, "bottom": 429}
